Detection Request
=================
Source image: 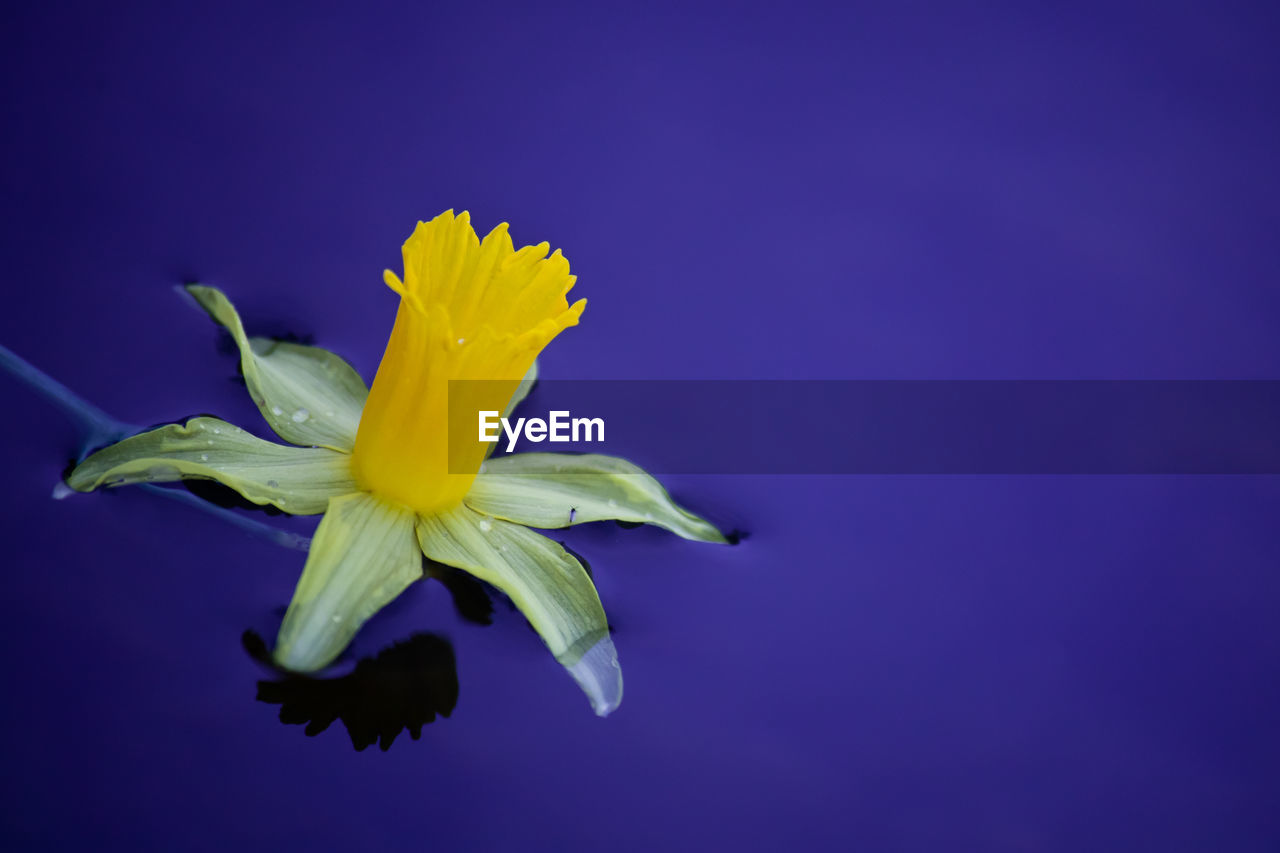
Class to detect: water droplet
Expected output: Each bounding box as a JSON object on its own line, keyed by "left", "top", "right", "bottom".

{"left": 607, "top": 498, "right": 619, "bottom": 508}
{"left": 331, "top": 615, "right": 342, "bottom": 623}
{"left": 212, "top": 427, "right": 221, "bottom": 434}
{"left": 478, "top": 518, "right": 492, "bottom": 532}
{"left": 644, "top": 511, "right": 653, "bottom": 521}
{"left": 271, "top": 405, "right": 284, "bottom": 416}
{"left": 266, "top": 479, "right": 279, "bottom": 488}
{"left": 325, "top": 410, "right": 334, "bottom": 418}
{"left": 206, "top": 439, "right": 213, "bottom": 445}
{"left": 456, "top": 337, "right": 466, "bottom": 345}
{"left": 200, "top": 453, "right": 209, "bottom": 462}
{"left": 291, "top": 408, "right": 310, "bottom": 423}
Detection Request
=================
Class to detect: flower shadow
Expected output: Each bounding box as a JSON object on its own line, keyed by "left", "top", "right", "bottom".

{"left": 243, "top": 630, "right": 459, "bottom": 752}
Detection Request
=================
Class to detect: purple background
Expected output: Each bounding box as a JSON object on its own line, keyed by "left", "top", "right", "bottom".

{"left": 3, "top": 1, "right": 1279, "bottom": 850}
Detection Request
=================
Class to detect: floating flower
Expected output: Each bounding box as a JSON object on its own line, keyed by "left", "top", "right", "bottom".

{"left": 66, "top": 211, "right": 729, "bottom": 716}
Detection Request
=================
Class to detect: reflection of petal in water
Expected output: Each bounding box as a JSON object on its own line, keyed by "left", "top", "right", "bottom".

{"left": 243, "top": 631, "right": 459, "bottom": 751}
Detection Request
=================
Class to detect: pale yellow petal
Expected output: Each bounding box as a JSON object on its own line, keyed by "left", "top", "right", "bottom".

{"left": 67, "top": 416, "right": 355, "bottom": 515}
{"left": 467, "top": 452, "right": 729, "bottom": 542}
{"left": 416, "top": 504, "right": 622, "bottom": 716}
{"left": 185, "top": 285, "right": 368, "bottom": 452}
{"left": 274, "top": 492, "right": 423, "bottom": 670}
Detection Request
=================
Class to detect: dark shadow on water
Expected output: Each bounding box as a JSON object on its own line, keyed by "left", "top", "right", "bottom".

{"left": 184, "top": 478, "right": 289, "bottom": 515}
{"left": 424, "top": 559, "right": 499, "bottom": 625}
{"left": 560, "top": 541, "right": 594, "bottom": 578}
{"left": 243, "top": 630, "right": 459, "bottom": 752}
{"left": 426, "top": 549, "right": 614, "bottom": 636}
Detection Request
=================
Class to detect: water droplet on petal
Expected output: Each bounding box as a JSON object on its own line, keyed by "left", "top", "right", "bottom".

{"left": 266, "top": 479, "right": 279, "bottom": 488}
{"left": 271, "top": 406, "right": 284, "bottom": 416}
{"left": 478, "top": 518, "right": 492, "bottom": 533}
{"left": 200, "top": 453, "right": 208, "bottom": 461}
{"left": 291, "top": 408, "right": 310, "bottom": 423}
{"left": 607, "top": 498, "right": 619, "bottom": 509}
{"left": 212, "top": 427, "right": 221, "bottom": 434}
{"left": 325, "top": 410, "right": 335, "bottom": 418}
{"left": 206, "top": 439, "right": 213, "bottom": 445}
{"left": 331, "top": 615, "right": 342, "bottom": 623}
{"left": 456, "top": 337, "right": 466, "bottom": 345}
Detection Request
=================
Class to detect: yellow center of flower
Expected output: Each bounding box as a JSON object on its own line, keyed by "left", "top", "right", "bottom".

{"left": 351, "top": 211, "right": 585, "bottom": 515}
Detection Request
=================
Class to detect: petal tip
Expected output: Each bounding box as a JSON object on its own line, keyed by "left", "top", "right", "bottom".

{"left": 383, "top": 269, "right": 407, "bottom": 296}
{"left": 567, "top": 634, "right": 623, "bottom": 717}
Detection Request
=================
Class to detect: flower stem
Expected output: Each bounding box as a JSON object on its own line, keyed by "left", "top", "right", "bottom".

{"left": 0, "top": 342, "right": 136, "bottom": 454}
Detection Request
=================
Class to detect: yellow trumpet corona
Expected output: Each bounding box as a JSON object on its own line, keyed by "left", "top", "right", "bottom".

{"left": 352, "top": 210, "right": 585, "bottom": 514}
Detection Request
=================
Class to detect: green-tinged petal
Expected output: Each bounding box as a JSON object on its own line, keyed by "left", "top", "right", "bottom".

{"left": 275, "top": 492, "right": 422, "bottom": 671}
{"left": 185, "top": 284, "right": 368, "bottom": 451}
{"left": 416, "top": 504, "right": 622, "bottom": 716}
{"left": 66, "top": 416, "right": 356, "bottom": 515}
{"left": 483, "top": 360, "right": 539, "bottom": 461}
{"left": 502, "top": 359, "right": 538, "bottom": 420}
{"left": 465, "top": 453, "right": 728, "bottom": 543}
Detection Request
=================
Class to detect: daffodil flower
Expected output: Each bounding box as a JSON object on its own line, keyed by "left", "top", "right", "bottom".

{"left": 66, "top": 211, "right": 729, "bottom": 716}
